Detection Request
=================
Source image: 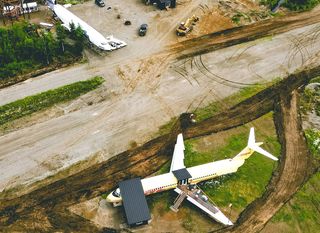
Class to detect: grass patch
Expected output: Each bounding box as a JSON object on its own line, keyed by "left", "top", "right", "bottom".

{"left": 149, "top": 81, "right": 281, "bottom": 214}
{"left": 271, "top": 172, "right": 320, "bottom": 233}
{"left": 261, "top": 0, "right": 320, "bottom": 11}
{"left": 57, "top": 0, "right": 88, "bottom": 4}
{"left": 187, "top": 123, "right": 280, "bottom": 210}
{"left": 155, "top": 80, "right": 279, "bottom": 135}
{"left": 300, "top": 87, "right": 320, "bottom": 116}
{"left": 305, "top": 129, "right": 320, "bottom": 157}
{"left": 310, "top": 76, "right": 320, "bottom": 83}
{"left": 195, "top": 80, "right": 279, "bottom": 122}
{"left": 0, "top": 76, "right": 104, "bottom": 126}
{"left": 149, "top": 114, "right": 280, "bottom": 216}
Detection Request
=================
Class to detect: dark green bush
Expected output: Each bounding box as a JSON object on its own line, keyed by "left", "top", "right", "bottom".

{"left": 0, "top": 22, "right": 84, "bottom": 81}
{"left": 261, "top": 0, "right": 320, "bottom": 11}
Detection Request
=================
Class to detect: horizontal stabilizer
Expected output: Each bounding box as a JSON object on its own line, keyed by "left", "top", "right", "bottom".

{"left": 234, "top": 127, "right": 278, "bottom": 161}
{"left": 249, "top": 144, "right": 278, "bottom": 161}
{"left": 248, "top": 127, "right": 278, "bottom": 161}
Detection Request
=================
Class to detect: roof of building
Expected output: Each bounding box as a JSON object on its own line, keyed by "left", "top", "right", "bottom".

{"left": 172, "top": 168, "right": 192, "bottom": 180}
{"left": 119, "top": 178, "right": 151, "bottom": 225}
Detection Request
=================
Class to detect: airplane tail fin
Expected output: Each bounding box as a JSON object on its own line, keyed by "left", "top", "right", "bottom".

{"left": 234, "top": 127, "right": 278, "bottom": 161}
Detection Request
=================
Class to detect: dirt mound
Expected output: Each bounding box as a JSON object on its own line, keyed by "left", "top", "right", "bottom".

{"left": 171, "top": 8, "right": 320, "bottom": 59}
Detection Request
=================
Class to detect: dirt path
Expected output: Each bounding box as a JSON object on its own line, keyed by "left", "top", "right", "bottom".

{"left": 217, "top": 91, "right": 317, "bottom": 233}
{"left": 172, "top": 7, "right": 320, "bottom": 59}
{"left": 0, "top": 66, "right": 319, "bottom": 232}
{"left": 2, "top": 11, "right": 320, "bottom": 194}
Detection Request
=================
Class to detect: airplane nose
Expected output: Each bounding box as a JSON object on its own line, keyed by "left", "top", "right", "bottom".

{"left": 105, "top": 193, "right": 113, "bottom": 202}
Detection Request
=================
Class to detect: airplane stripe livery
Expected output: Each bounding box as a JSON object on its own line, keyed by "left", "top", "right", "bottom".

{"left": 107, "top": 127, "right": 278, "bottom": 226}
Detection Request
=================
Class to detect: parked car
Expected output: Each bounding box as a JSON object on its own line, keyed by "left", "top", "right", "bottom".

{"left": 95, "top": 0, "right": 105, "bottom": 7}
{"left": 139, "top": 24, "right": 148, "bottom": 36}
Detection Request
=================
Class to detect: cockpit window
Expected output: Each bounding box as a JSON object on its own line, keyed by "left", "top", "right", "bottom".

{"left": 112, "top": 188, "right": 121, "bottom": 197}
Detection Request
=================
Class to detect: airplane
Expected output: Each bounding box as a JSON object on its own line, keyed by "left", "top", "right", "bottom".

{"left": 46, "top": 0, "right": 126, "bottom": 51}
{"left": 106, "top": 127, "right": 278, "bottom": 226}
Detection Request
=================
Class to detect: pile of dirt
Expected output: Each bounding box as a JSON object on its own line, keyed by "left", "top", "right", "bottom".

{"left": 219, "top": 0, "right": 271, "bottom": 25}
{"left": 171, "top": 8, "right": 320, "bottom": 59}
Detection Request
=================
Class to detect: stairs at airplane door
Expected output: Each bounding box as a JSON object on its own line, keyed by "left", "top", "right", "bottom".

{"left": 170, "top": 190, "right": 187, "bottom": 212}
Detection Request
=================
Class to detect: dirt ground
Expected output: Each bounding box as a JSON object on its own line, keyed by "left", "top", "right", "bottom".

{"left": 69, "top": 115, "right": 277, "bottom": 232}
{"left": 1, "top": 1, "right": 320, "bottom": 232}
{"left": 1, "top": 7, "right": 320, "bottom": 194}
{"left": 0, "top": 66, "right": 319, "bottom": 232}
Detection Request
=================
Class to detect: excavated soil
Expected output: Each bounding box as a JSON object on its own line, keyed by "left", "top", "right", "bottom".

{"left": 172, "top": 9, "right": 320, "bottom": 59}
{"left": 0, "top": 64, "right": 320, "bottom": 232}
{"left": 217, "top": 91, "right": 318, "bottom": 233}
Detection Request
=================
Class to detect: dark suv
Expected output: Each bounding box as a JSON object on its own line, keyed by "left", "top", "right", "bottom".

{"left": 95, "top": 0, "right": 105, "bottom": 7}
{"left": 139, "top": 24, "right": 148, "bottom": 36}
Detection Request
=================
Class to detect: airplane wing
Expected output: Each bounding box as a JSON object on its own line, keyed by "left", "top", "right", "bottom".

{"left": 170, "top": 134, "right": 186, "bottom": 172}
{"left": 173, "top": 187, "right": 233, "bottom": 226}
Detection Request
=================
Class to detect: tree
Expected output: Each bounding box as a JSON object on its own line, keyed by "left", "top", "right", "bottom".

{"left": 56, "top": 23, "right": 67, "bottom": 53}
{"left": 71, "top": 26, "right": 86, "bottom": 55}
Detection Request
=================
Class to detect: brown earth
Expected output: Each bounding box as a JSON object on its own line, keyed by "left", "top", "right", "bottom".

{"left": 0, "top": 64, "right": 319, "bottom": 232}
{"left": 218, "top": 91, "right": 318, "bottom": 233}
{"left": 172, "top": 8, "right": 320, "bottom": 59}
{"left": 2, "top": 3, "right": 320, "bottom": 231}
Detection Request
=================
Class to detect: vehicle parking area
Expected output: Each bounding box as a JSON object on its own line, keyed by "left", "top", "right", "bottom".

{"left": 68, "top": 0, "right": 196, "bottom": 58}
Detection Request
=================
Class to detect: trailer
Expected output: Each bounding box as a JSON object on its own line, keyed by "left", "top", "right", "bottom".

{"left": 2, "top": 2, "right": 39, "bottom": 16}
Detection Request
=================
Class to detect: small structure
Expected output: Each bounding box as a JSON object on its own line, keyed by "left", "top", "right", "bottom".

{"left": 145, "top": 0, "right": 176, "bottom": 10}
{"left": 0, "top": 0, "right": 38, "bottom": 24}
{"left": 172, "top": 168, "right": 192, "bottom": 185}
{"left": 119, "top": 178, "right": 151, "bottom": 227}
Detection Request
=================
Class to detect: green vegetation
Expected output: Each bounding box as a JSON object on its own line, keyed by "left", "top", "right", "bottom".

{"left": 57, "top": 0, "right": 87, "bottom": 5}
{"left": 271, "top": 172, "right": 320, "bottom": 233}
{"left": 155, "top": 79, "right": 280, "bottom": 137}
{"left": 0, "top": 21, "right": 85, "bottom": 83}
{"left": 0, "top": 76, "right": 104, "bottom": 126}
{"left": 261, "top": 0, "right": 320, "bottom": 11}
{"left": 149, "top": 114, "right": 280, "bottom": 214}
{"left": 186, "top": 122, "right": 280, "bottom": 209}
{"left": 305, "top": 129, "right": 320, "bottom": 156}
{"left": 269, "top": 76, "right": 320, "bottom": 232}
{"left": 232, "top": 12, "right": 249, "bottom": 25}
{"left": 300, "top": 79, "right": 320, "bottom": 116}
{"left": 195, "top": 81, "right": 279, "bottom": 122}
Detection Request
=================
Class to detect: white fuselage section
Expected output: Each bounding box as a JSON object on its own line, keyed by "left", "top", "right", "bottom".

{"left": 51, "top": 4, "right": 126, "bottom": 51}
{"left": 106, "top": 157, "right": 246, "bottom": 203}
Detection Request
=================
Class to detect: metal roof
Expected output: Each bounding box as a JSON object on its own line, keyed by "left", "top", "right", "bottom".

{"left": 119, "top": 178, "right": 151, "bottom": 226}
{"left": 172, "top": 168, "right": 192, "bottom": 180}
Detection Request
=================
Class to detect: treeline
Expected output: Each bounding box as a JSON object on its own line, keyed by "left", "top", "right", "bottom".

{"left": 261, "top": 0, "right": 320, "bottom": 11}
{"left": 0, "top": 22, "right": 85, "bottom": 82}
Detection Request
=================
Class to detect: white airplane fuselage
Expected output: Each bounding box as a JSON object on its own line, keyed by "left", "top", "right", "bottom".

{"left": 106, "top": 128, "right": 278, "bottom": 227}
{"left": 106, "top": 148, "right": 251, "bottom": 203}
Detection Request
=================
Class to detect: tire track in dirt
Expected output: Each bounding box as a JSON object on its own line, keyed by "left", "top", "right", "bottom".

{"left": 171, "top": 8, "right": 320, "bottom": 60}
{"left": 1, "top": 65, "right": 320, "bottom": 232}
{"left": 217, "top": 91, "right": 317, "bottom": 233}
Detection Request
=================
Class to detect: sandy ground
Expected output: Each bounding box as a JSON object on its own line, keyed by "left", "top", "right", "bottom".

{"left": 1, "top": 66, "right": 317, "bottom": 232}
{"left": 1, "top": 6, "right": 320, "bottom": 192}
